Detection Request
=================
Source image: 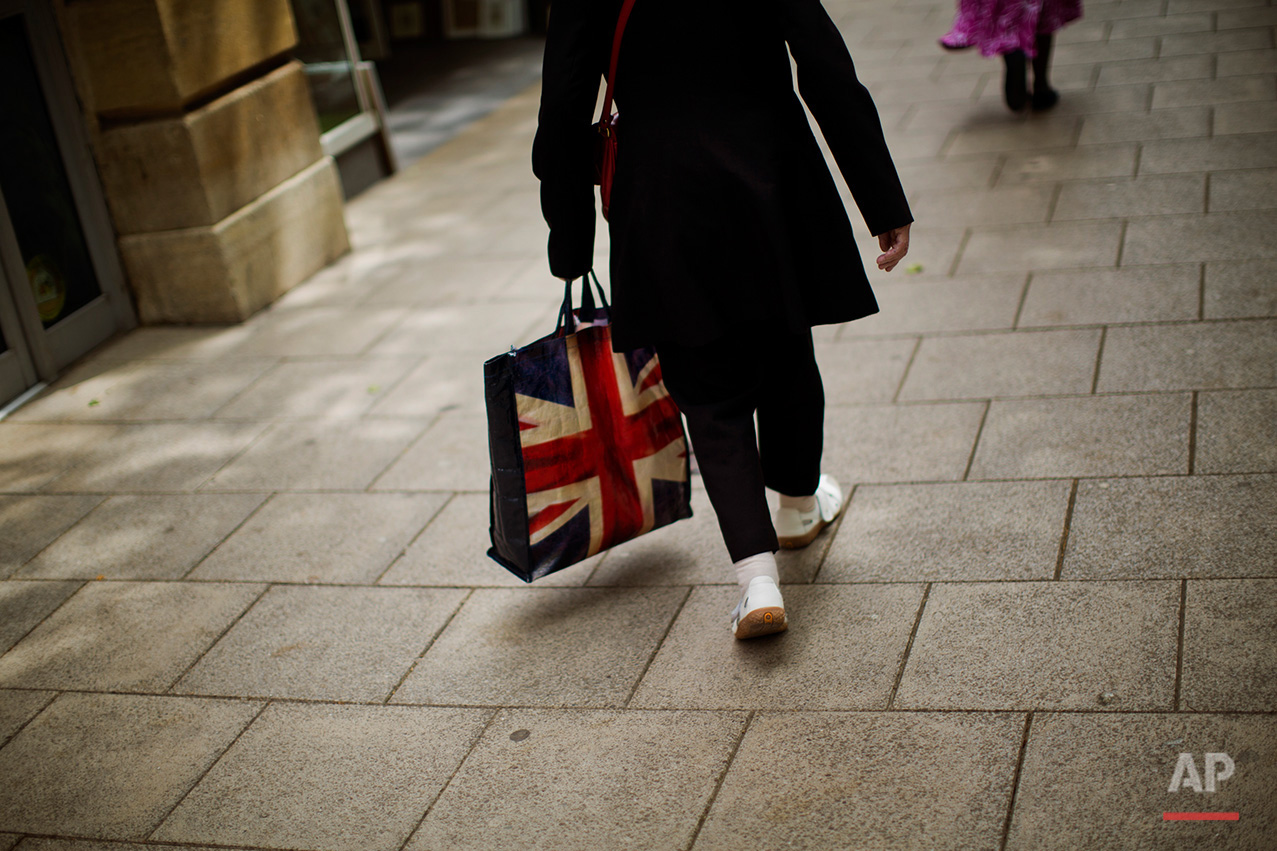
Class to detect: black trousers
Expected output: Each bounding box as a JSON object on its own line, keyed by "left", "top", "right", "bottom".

{"left": 655, "top": 326, "right": 824, "bottom": 562}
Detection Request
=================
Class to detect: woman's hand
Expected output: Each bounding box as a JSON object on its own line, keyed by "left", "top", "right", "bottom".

{"left": 876, "top": 224, "right": 911, "bottom": 272}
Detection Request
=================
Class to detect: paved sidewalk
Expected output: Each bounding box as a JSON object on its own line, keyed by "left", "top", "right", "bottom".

{"left": 1, "top": 0, "right": 1275, "bottom": 848}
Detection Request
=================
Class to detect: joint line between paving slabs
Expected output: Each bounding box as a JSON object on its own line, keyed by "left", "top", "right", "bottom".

{"left": 164, "top": 582, "right": 274, "bottom": 694}
{"left": 961, "top": 402, "right": 991, "bottom": 482}
{"left": 179, "top": 492, "right": 276, "bottom": 580}
{"left": 891, "top": 338, "right": 923, "bottom": 404}
{"left": 887, "top": 583, "right": 931, "bottom": 710}
{"left": 684, "top": 709, "right": 755, "bottom": 851}
{"left": 1011, "top": 272, "right": 1034, "bottom": 329}
{"left": 385, "top": 588, "right": 474, "bottom": 705}
{"left": 1197, "top": 263, "right": 1206, "bottom": 320}
{"left": 1053, "top": 480, "right": 1079, "bottom": 582}
{"left": 947, "top": 228, "right": 973, "bottom": 277}
{"left": 1187, "top": 391, "right": 1199, "bottom": 475}
{"left": 1114, "top": 219, "right": 1130, "bottom": 268}
{"left": 370, "top": 491, "right": 458, "bottom": 586}
{"left": 145, "top": 698, "right": 271, "bottom": 841}
{"left": 1173, "top": 579, "right": 1188, "bottom": 711}
{"left": 0, "top": 579, "right": 89, "bottom": 660}
{"left": 624, "top": 585, "right": 693, "bottom": 708}
{"left": 998, "top": 711, "right": 1035, "bottom": 851}
{"left": 0, "top": 689, "right": 60, "bottom": 752}
{"left": 398, "top": 707, "right": 502, "bottom": 851}
{"left": 1090, "top": 327, "right": 1107, "bottom": 395}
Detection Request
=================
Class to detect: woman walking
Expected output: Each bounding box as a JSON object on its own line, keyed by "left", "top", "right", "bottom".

{"left": 532, "top": 0, "right": 912, "bottom": 639}
{"left": 939, "top": 0, "right": 1083, "bottom": 111}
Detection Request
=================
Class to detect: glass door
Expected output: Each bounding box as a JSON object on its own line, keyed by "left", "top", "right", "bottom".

{"left": 0, "top": 0, "right": 134, "bottom": 408}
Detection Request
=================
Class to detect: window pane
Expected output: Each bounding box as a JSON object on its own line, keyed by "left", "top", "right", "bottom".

{"left": 0, "top": 15, "right": 102, "bottom": 329}
{"left": 290, "top": 0, "right": 363, "bottom": 132}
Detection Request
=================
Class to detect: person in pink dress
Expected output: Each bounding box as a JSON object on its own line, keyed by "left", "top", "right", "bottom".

{"left": 940, "top": 0, "right": 1082, "bottom": 111}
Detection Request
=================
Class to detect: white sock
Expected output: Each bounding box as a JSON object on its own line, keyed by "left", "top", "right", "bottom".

{"left": 779, "top": 493, "right": 817, "bottom": 513}
{"left": 733, "top": 551, "right": 779, "bottom": 592}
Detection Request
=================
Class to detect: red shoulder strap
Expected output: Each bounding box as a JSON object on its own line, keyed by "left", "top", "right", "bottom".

{"left": 599, "top": 0, "right": 638, "bottom": 122}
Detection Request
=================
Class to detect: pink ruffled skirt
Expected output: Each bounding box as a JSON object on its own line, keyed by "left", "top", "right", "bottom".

{"left": 940, "top": 0, "right": 1083, "bottom": 57}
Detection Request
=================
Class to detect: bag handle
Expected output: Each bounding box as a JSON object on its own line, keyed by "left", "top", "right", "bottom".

{"left": 598, "top": 0, "right": 639, "bottom": 129}
{"left": 556, "top": 271, "right": 611, "bottom": 336}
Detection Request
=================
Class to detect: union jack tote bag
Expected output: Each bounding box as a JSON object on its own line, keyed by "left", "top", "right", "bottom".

{"left": 484, "top": 275, "right": 693, "bottom": 582}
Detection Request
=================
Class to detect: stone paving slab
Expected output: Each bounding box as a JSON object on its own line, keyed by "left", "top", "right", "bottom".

{"left": 153, "top": 703, "right": 490, "bottom": 851}
{"left": 693, "top": 712, "right": 1024, "bottom": 851}
{"left": 814, "top": 338, "right": 915, "bottom": 404}
{"left": 0, "top": 689, "right": 54, "bottom": 746}
{"left": 202, "top": 419, "right": 425, "bottom": 491}
{"left": 898, "top": 328, "right": 1101, "bottom": 400}
{"left": 43, "top": 423, "right": 267, "bottom": 493}
{"left": 996, "top": 143, "right": 1139, "bottom": 185}
{"left": 378, "top": 492, "right": 600, "bottom": 587}
{"left": 1181, "top": 578, "right": 1277, "bottom": 712}
{"left": 408, "top": 709, "right": 746, "bottom": 851}
{"left": 175, "top": 585, "right": 467, "bottom": 702}
{"left": 1097, "top": 319, "right": 1277, "bottom": 392}
{"left": 1204, "top": 260, "right": 1277, "bottom": 320}
{"left": 365, "top": 351, "right": 487, "bottom": 418}
{"left": 0, "top": 693, "right": 261, "bottom": 839}
{"left": 1006, "top": 712, "right": 1277, "bottom": 850}
{"left": 840, "top": 273, "right": 1026, "bottom": 336}
{"left": 211, "top": 356, "right": 423, "bottom": 420}
{"left": 894, "top": 581, "right": 1179, "bottom": 710}
{"left": 1211, "top": 168, "right": 1277, "bottom": 213}
{"left": 1195, "top": 389, "right": 1277, "bottom": 474}
{"left": 1063, "top": 475, "right": 1277, "bottom": 579}
{"left": 957, "top": 221, "right": 1125, "bottom": 274}
{"left": 822, "top": 480, "right": 1071, "bottom": 582}
{"left": 0, "top": 495, "right": 102, "bottom": 578}
{"left": 190, "top": 492, "right": 448, "bottom": 584}
{"left": 372, "top": 411, "right": 491, "bottom": 492}
{"left": 631, "top": 584, "right": 924, "bottom": 710}
{"left": 1076, "top": 106, "right": 1212, "bottom": 145}
{"left": 394, "top": 586, "right": 686, "bottom": 707}
{"left": 824, "top": 402, "right": 986, "bottom": 483}
{"left": 1017, "top": 264, "right": 1200, "bottom": 327}
{"left": 1053, "top": 173, "right": 1206, "bottom": 219}
{"left": 231, "top": 306, "right": 408, "bottom": 358}
{"left": 0, "top": 581, "right": 264, "bottom": 692}
{"left": 968, "top": 394, "right": 1191, "bottom": 479}
{"left": 0, "top": 581, "right": 80, "bottom": 656}
{"left": 0, "top": 424, "right": 115, "bottom": 492}
{"left": 18, "top": 494, "right": 267, "bottom": 581}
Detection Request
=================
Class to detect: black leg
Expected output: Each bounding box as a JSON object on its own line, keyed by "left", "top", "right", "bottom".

{"left": 1032, "top": 33, "right": 1060, "bottom": 110}
{"left": 1003, "top": 50, "right": 1028, "bottom": 112}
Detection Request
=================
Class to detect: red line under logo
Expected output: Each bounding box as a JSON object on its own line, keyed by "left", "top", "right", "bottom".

{"left": 1163, "top": 812, "right": 1240, "bottom": 821}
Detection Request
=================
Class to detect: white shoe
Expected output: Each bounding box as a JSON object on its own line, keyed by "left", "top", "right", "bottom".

{"left": 730, "top": 575, "right": 787, "bottom": 639}
{"left": 774, "top": 474, "right": 845, "bottom": 549}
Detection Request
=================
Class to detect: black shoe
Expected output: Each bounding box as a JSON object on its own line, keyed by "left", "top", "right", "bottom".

{"left": 1032, "top": 86, "right": 1060, "bottom": 111}
{"left": 1003, "top": 51, "right": 1028, "bottom": 112}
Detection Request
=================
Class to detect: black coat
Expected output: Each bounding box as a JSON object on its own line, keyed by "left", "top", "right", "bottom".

{"left": 532, "top": 0, "right": 913, "bottom": 351}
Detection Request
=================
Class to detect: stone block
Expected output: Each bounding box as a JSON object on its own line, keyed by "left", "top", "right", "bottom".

{"left": 968, "top": 395, "right": 1191, "bottom": 479}
{"left": 1182, "top": 579, "right": 1277, "bottom": 711}
{"left": 43, "top": 422, "right": 266, "bottom": 492}
{"left": 371, "top": 411, "right": 491, "bottom": 492}
{"left": 1160, "top": 27, "right": 1276, "bottom": 56}
{"left": 233, "top": 306, "right": 406, "bottom": 357}
{"left": 0, "top": 690, "right": 54, "bottom": 746}
{"left": 958, "top": 222, "right": 1123, "bottom": 274}
{"left": 822, "top": 480, "right": 1071, "bottom": 582}
{"left": 1007, "top": 713, "right": 1277, "bottom": 850}
{"left": 97, "top": 62, "right": 322, "bottom": 234}
{"left": 409, "top": 709, "right": 746, "bottom": 851}
{"left": 1053, "top": 174, "right": 1206, "bottom": 219}
{"left": 153, "top": 703, "right": 489, "bottom": 851}
{"left": 203, "top": 419, "right": 424, "bottom": 491}
{"left": 175, "top": 585, "right": 468, "bottom": 702}
{"left": 378, "top": 492, "right": 601, "bottom": 587}
{"left": 1077, "top": 107, "right": 1212, "bottom": 145}
{"left": 0, "top": 581, "right": 81, "bottom": 656}
{"left": 1217, "top": 101, "right": 1277, "bottom": 135}
{"left": 119, "top": 158, "right": 350, "bottom": 324}
{"left": 1210, "top": 167, "right": 1277, "bottom": 212}
{"left": 1098, "top": 320, "right": 1277, "bottom": 392}
{"left": 1153, "top": 75, "right": 1277, "bottom": 109}
{"left": 1218, "top": 48, "right": 1277, "bottom": 77}
{"left": 64, "top": 0, "right": 298, "bottom": 116}
{"left": 19, "top": 494, "right": 267, "bottom": 580}
{"left": 393, "top": 587, "right": 687, "bottom": 707}
{"left": 895, "top": 581, "right": 1180, "bottom": 710}
{"left": 842, "top": 273, "right": 1026, "bottom": 336}
{"left": 367, "top": 352, "right": 490, "bottom": 418}
{"left": 0, "top": 693, "right": 261, "bottom": 838}
{"left": 190, "top": 492, "right": 448, "bottom": 584}
{"left": 1096, "top": 55, "right": 1213, "bottom": 86}
{"left": 997, "top": 144, "right": 1138, "bottom": 184}
{"left": 911, "top": 185, "right": 1056, "bottom": 224}
{"left": 0, "top": 581, "right": 263, "bottom": 692}
{"left": 1108, "top": 12, "right": 1214, "bottom": 37}
{"left": 695, "top": 712, "right": 1024, "bottom": 851}
{"left": 815, "top": 338, "right": 915, "bottom": 403}
{"left": 0, "top": 423, "right": 113, "bottom": 492}
{"left": 213, "top": 356, "right": 421, "bottom": 420}
{"left": 0, "top": 495, "right": 102, "bottom": 577}
{"left": 1204, "top": 260, "right": 1277, "bottom": 319}
{"left": 1125, "top": 211, "right": 1277, "bottom": 265}
{"left": 1140, "top": 134, "right": 1277, "bottom": 174}
{"left": 824, "top": 402, "right": 986, "bottom": 483}
{"left": 1019, "top": 265, "right": 1200, "bottom": 326}
{"left": 1196, "top": 389, "right": 1277, "bottom": 473}
{"left": 370, "top": 301, "right": 556, "bottom": 356}
{"left": 899, "top": 329, "right": 1101, "bottom": 400}
{"left": 631, "top": 584, "right": 924, "bottom": 710}
{"left": 946, "top": 120, "right": 1082, "bottom": 158}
